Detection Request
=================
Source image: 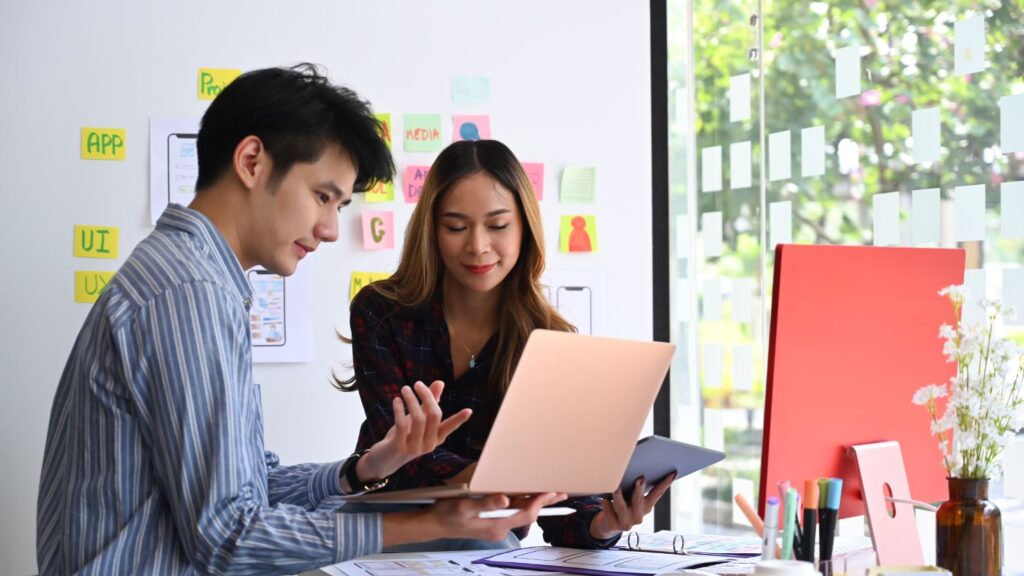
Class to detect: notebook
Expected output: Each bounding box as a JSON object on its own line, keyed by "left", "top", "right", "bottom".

{"left": 342, "top": 329, "right": 675, "bottom": 502}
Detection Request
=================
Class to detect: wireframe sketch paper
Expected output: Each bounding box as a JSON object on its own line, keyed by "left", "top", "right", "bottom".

{"left": 322, "top": 550, "right": 547, "bottom": 576}
{"left": 149, "top": 117, "right": 200, "bottom": 224}
{"left": 616, "top": 531, "right": 761, "bottom": 557}
{"left": 476, "top": 546, "right": 731, "bottom": 576}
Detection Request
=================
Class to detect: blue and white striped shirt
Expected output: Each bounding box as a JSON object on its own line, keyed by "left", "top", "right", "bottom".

{"left": 38, "top": 204, "right": 381, "bottom": 575}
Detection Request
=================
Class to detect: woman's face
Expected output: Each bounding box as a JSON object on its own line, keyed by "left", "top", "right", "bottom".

{"left": 436, "top": 171, "right": 523, "bottom": 295}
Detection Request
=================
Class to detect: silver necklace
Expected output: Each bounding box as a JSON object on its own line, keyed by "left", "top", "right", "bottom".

{"left": 445, "top": 313, "right": 478, "bottom": 369}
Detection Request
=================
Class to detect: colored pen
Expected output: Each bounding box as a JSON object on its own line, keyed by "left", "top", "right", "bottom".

{"left": 819, "top": 478, "right": 843, "bottom": 564}
{"left": 734, "top": 493, "right": 765, "bottom": 536}
{"left": 781, "top": 488, "right": 798, "bottom": 560}
{"left": 802, "top": 479, "right": 819, "bottom": 563}
{"left": 762, "top": 496, "right": 779, "bottom": 560}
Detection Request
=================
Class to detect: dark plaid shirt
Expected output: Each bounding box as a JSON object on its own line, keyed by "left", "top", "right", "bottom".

{"left": 350, "top": 287, "right": 617, "bottom": 548}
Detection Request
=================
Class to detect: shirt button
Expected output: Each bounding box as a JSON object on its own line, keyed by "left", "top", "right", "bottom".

{"left": 243, "top": 297, "right": 252, "bottom": 309}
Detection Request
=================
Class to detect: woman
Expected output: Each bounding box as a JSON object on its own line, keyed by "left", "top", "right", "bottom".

{"left": 341, "top": 140, "right": 672, "bottom": 548}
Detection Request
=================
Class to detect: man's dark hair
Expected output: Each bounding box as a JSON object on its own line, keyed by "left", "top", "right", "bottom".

{"left": 195, "top": 63, "right": 394, "bottom": 193}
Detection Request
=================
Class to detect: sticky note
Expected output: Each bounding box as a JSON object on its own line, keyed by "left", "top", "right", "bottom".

{"left": 732, "top": 278, "right": 753, "bottom": 324}
{"left": 349, "top": 271, "right": 391, "bottom": 301}
{"left": 365, "top": 181, "right": 395, "bottom": 203}
{"left": 560, "top": 215, "right": 597, "bottom": 253}
{"left": 703, "top": 278, "right": 722, "bottom": 321}
{"left": 702, "top": 146, "right": 722, "bottom": 192}
{"left": 912, "top": 188, "right": 941, "bottom": 245}
{"left": 999, "top": 94, "right": 1024, "bottom": 154}
{"left": 732, "top": 477, "right": 756, "bottom": 525}
{"left": 81, "top": 128, "right": 126, "bottom": 160}
{"left": 198, "top": 68, "right": 241, "bottom": 100}
{"left": 74, "top": 271, "right": 115, "bottom": 303}
{"left": 1001, "top": 181, "right": 1024, "bottom": 238}
{"left": 912, "top": 107, "right": 941, "bottom": 164}
{"left": 769, "top": 201, "right": 792, "bottom": 248}
{"left": 403, "top": 114, "right": 443, "bottom": 153}
{"left": 954, "top": 14, "right": 986, "bottom": 76}
{"left": 560, "top": 167, "right": 596, "bottom": 203}
{"left": 676, "top": 278, "right": 691, "bottom": 323}
{"left": 733, "top": 344, "right": 753, "bottom": 391}
{"left": 703, "top": 408, "right": 725, "bottom": 451}
{"left": 730, "top": 141, "right": 752, "bottom": 190}
{"left": 835, "top": 46, "right": 862, "bottom": 99}
{"left": 962, "top": 268, "right": 986, "bottom": 326}
{"left": 403, "top": 165, "right": 430, "bottom": 203}
{"left": 452, "top": 115, "right": 491, "bottom": 141}
{"left": 362, "top": 211, "right": 394, "bottom": 250}
{"left": 954, "top": 184, "right": 986, "bottom": 241}
{"left": 452, "top": 76, "right": 490, "bottom": 105}
{"left": 703, "top": 344, "right": 723, "bottom": 390}
{"left": 801, "top": 126, "right": 825, "bottom": 177}
{"left": 522, "top": 162, "right": 544, "bottom": 201}
{"left": 375, "top": 112, "right": 392, "bottom": 149}
{"left": 1003, "top": 268, "right": 1024, "bottom": 326}
{"left": 729, "top": 73, "right": 751, "bottom": 122}
{"left": 872, "top": 191, "right": 901, "bottom": 246}
{"left": 73, "top": 225, "right": 119, "bottom": 259}
{"left": 769, "top": 130, "right": 791, "bottom": 182}
{"left": 702, "top": 211, "right": 723, "bottom": 258}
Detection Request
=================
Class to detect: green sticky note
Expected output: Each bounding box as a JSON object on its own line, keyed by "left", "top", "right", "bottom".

{"left": 560, "top": 166, "right": 596, "bottom": 203}
{"left": 560, "top": 215, "right": 597, "bottom": 253}
{"left": 403, "top": 114, "right": 443, "bottom": 153}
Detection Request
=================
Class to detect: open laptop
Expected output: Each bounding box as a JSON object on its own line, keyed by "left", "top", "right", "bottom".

{"left": 342, "top": 329, "right": 675, "bottom": 502}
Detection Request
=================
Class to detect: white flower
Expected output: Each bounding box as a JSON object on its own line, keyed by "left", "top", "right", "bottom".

{"left": 939, "top": 323, "right": 956, "bottom": 341}
{"left": 912, "top": 384, "right": 948, "bottom": 405}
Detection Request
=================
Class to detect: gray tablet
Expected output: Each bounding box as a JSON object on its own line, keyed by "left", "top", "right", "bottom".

{"left": 618, "top": 435, "right": 725, "bottom": 494}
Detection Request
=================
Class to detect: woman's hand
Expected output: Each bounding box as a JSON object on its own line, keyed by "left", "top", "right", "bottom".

{"left": 588, "top": 473, "right": 676, "bottom": 540}
{"left": 357, "top": 381, "right": 472, "bottom": 482}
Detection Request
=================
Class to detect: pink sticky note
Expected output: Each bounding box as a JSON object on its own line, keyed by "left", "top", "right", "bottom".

{"left": 452, "top": 115, "right": 491, "bottom": 141}
{"left": 362, "top": 211, "right": 394, "bottom": 250}
{"left": 403, "top": 165, "right": 430, "bottom": 203}
{"left": 522, "top": 162, "right": 544, "bottom": 201}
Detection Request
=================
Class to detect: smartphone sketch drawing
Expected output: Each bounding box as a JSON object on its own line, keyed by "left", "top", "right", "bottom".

{"left": 556, "top": 285, "right": 592, "bottom": 335}
{"left": 167, "top": 133, "right": 198, "bottom": 206}
{"left": 247, "top": 269, "right": 286, "bottom": 347}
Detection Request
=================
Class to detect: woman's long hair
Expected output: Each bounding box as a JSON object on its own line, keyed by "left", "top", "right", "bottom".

{"left": 339, "top": 139, "right": 573, "bottom": 397}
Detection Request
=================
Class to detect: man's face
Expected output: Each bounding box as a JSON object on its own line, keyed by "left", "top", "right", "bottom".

{"left": 243, "top": 144, "right": 356, "bottom": 276}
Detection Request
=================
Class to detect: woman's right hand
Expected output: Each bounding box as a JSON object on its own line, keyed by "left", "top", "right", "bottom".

{"left": 358, "top": 381, "right": 472, "bottom": 482}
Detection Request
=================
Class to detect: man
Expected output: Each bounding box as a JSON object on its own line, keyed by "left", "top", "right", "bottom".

{"left": 37, "top": 64, "right": 561, "bottom": 575}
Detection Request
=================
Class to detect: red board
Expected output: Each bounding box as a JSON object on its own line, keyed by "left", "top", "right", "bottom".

{"left": 761, "top": 244, "right": 965, "bottom": 519}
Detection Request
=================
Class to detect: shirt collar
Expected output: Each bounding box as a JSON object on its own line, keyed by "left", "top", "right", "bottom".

{"left": 156, "top": 204, "right": 253, "bottom": 307}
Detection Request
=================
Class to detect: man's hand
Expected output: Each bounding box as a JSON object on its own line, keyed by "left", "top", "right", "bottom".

{"left": 356, "top": 381, "right": 471, "bottom": 483}
{"left": 381, "top": 492, "right": 567, "bottom": 548}
{"left": 588, "top": 473, "right": 675, "bottom": 540}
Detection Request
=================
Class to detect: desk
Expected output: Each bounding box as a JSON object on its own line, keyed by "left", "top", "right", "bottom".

{"left": 306, "top": 503, "right": 1024, "bottom": 576}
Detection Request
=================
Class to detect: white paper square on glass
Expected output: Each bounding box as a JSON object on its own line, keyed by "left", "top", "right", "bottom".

{"left": 954, "top": 184, "right": 986, "bottom": 241}
{"left": 912, "top": 107, "right": 941, "bottom": 164}
{"left": 962, "top": 268, "right": 986, "bottom": 326}
{"left": 835, "top": 46, "right": 862, "bottom": 99}
{"left": 769, "top": 130, "right": 792, "bottom": 182}
{"left": 1002, "top": 268, "right": 1024, "bottom": 326}
{"left": 873, "top": 191, "right": 901, "bottom": 246}
{"left": 770, "top": 201, "right": 793, "bottom": 248}
{"left": 702, "top": 146, "right": 723, "bottom": 193}
{"left": 1000, "top": 94, "right": 1024, "bottom": 154}
{"left": 702, "top": 211, "right": 723, "bottom": 258}
{"left": 729, "top": 73, "right": 751, "bottom": 122}
{"left": 912, "top": 188, "right": 941, "bottom": 245}
{"left": 730, "top": 141, "right": 752, "bottom": 190}
{"left": 731, "top": 277, "right": 754, "bottom": 324}
{"left": 954, "top": 14, "right": 987, "bottom": 76}
{"left": 703, "top": 344, "right": 723, "bottom": 391}
{"left": 1002, "top": 181, "right": 1024, "bottom": 239}
{"left": 732, "top": 344, "right": 753, "bottom": 391}
{"left": 802, "top": 125, "right": 826, "bottom": 177}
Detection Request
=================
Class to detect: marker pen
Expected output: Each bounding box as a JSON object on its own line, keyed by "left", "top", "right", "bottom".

{"left": 781, "top": 488, "right": 798, "bottom": 560}
{"left": 762, "top": 496, "right": 780, "bottom": 560}
{"left": 802, "top": 479, "right": 819, "bottom": 563}
{"left": 819, "top": 478, "right": 843, "bottom": 564}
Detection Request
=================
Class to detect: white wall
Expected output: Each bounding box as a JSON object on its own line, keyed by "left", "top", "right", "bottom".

{"left": 0, "top": 2, "right": 652, "bottom": 573}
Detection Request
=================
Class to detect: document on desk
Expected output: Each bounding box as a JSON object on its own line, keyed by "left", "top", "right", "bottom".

{"left": 476, "top": 546, "right": 731, "bottom": 576}
{"left": 321, "top": 550, "right": 548, "bottom": 576}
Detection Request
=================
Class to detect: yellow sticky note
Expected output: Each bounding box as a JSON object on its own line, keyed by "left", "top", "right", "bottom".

{"left": 376, "top": 112, "right": 392, "bottom": 149}
{"left": 81, "top": 128, "right": 126, "bottom": 160}
{"left": 366, "top": 181, "right": 395, "bottom": 203}
{"left": 198, "top": 68, "right": 242, "bottom": 100}
{"left": 73, "top": 225, "right": 119, "bottom": 259}
{"left": 559, "top": 215, "right": 597, "bottom": 253}
{"left": 74, "top": 271, "right": 115, "bottom": 303}
{"left": 350, "top": 272, "right": 390, "bottom": 301}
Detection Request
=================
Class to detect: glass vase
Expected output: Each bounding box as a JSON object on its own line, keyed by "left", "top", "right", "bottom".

{"left": 936, "top": 477, "right": 1002, "bottom": 576}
